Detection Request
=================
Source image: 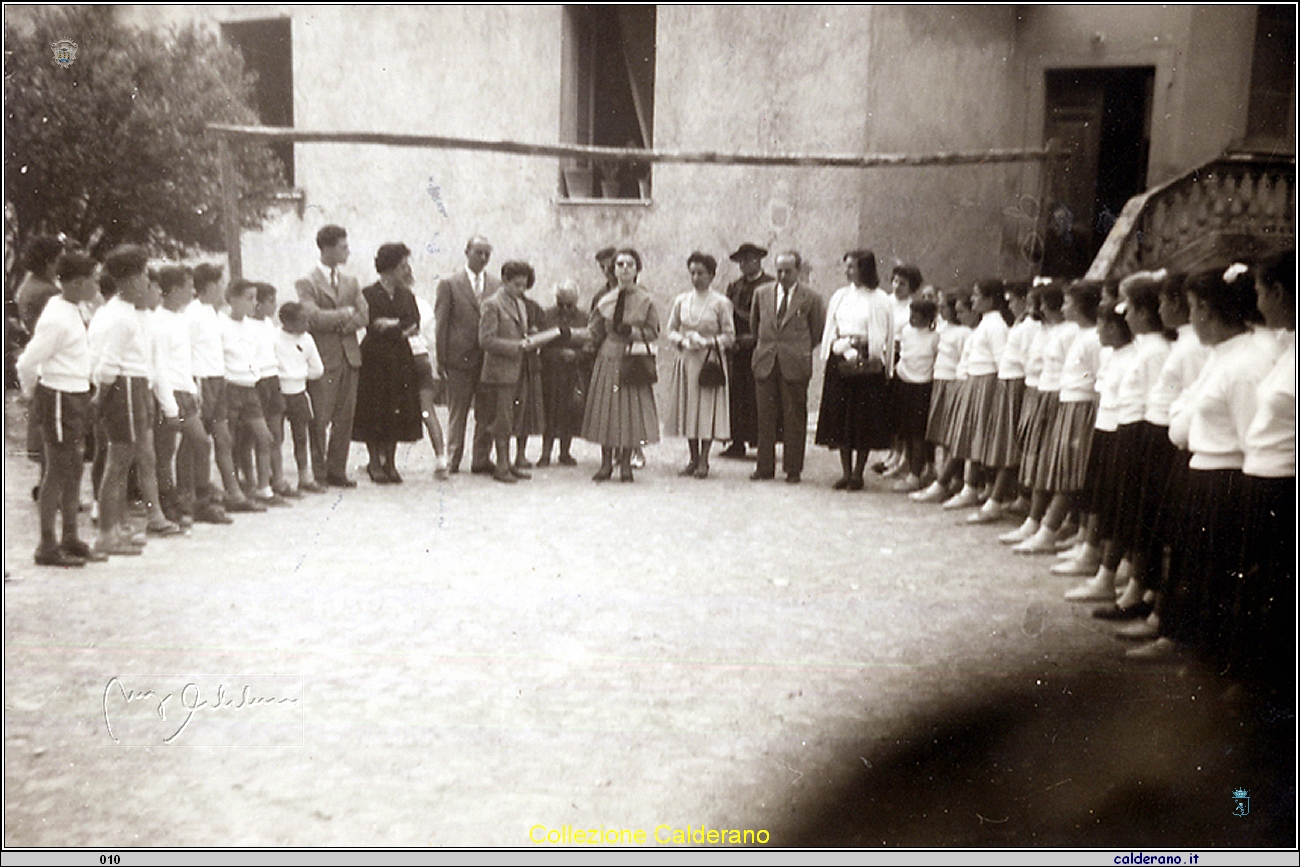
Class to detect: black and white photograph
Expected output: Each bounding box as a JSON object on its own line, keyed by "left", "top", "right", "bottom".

{"left": 3, "top": 4, "right": 1295, "bottom": 858}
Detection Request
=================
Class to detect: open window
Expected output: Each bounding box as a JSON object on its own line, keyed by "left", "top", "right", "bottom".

{"left": 221, "top": 18, "right": 295, "bottom": 185}
{"left": 559, "top": 5, "right": 655, "bottom": 200}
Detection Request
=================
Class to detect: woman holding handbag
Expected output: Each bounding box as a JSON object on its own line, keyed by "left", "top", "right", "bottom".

{"left": 581, "top": 248, "right": 661, "bottom": 482}
{"left": 664, "top": 252, "right": 736, "bottom": 478}
{"left": 815, "top": 249, "right": 896, "bottom": 490}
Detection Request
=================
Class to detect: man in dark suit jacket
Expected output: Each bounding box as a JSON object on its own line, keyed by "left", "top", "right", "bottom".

{"left": 477, "top": 260, "right": 534, "bottom": 484}
{"left": 435, "top": 236, "right": 498, "bottom": 473}
{"left": 295, "top": 225, "right": 368, "bottom": 487}
{"left": 750, "top": 251, "right": 826, "bottom": 483}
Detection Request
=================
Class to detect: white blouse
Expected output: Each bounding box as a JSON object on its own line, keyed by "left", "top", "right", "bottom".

{"left": 1058, "top": 326, "right": 1101, "bottom": 403}
{"left": 1243, "top": 337, "right": 1296, "bottom": 478}
{"left": 1037, "top": 321, "right": 1080, "bottom": 394}
{"left": 1022, "top": 319, "right": 1051, "bottom": 388}
{"left": 998, "top": 316, "right": 1040, "bottom": 381}
{"left": 1169, "top": 329, "right": 1283, "bottom": 471}
{"left": 1115, "top": 332, "right": 1172, "bottom": 426}
{"left": 896, "top": 324, "right": 940, "bottom": 384}
{"left": 822, "top": 286, "right": 894, "bottom": 374}
{"left": 1144, "top": 324, "right": 1209, "bottom": 427}
{"left": 1094, "top": 343, "right": 1132, "bottom": 432}
{"left": 964, "top": 310, "right": 1009, "bottom": 377}
{"left": 932, "top": 324, "right": 970, "bottom": 381}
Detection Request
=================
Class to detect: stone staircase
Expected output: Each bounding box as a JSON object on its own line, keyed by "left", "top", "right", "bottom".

{"left": 1086, "top": 149, "right": 1295, "bottom": 280}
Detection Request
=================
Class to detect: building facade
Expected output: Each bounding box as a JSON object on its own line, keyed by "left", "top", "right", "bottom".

{"left": 112, "top": 5, "right": 1291, "bottom": 315}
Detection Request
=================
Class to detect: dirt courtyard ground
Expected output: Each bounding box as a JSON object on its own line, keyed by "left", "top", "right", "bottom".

{"left": 3, "top": 397, "right": 1294, "bottom": 850}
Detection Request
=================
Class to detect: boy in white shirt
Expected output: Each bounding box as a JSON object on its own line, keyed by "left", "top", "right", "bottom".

{"left": 153, "top": 265, "right": 228, "bottom": 528}
{"left": 221, "top": 279, "right": 278, "bottom": 505}
{"left": 17, "top": 252, "right": 105, "bottom": 566}
{"left": 88, "top": 246, "right": 179, "bottom": 554}
{"left": 275, "top": 301, "right": 327, "bottom": 493}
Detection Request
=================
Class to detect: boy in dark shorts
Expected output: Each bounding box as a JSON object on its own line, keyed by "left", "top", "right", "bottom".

{"left": 17, "top": 252, "right": 105, "bottom": 566}
{"left": 275, "top": 301, "right": 327, "bottom": 493}
{"left": 221, "top": 279, "right": 278, "bottom": 505}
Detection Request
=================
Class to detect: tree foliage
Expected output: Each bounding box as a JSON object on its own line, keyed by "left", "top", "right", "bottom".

{"left": 4, "top": 6, "right": 285, "bottom": 269}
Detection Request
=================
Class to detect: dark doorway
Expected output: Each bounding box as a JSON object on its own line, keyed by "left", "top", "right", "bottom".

{"left": 1042, "top": 67, "right": 1153, "bottom": 278}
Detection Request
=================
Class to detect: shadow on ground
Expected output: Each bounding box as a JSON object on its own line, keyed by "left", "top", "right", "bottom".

{"left": 776, "top": 668, "right": 1295, "bottom": 847}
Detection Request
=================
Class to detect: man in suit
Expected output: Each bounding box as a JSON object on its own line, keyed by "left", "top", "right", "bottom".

{"left": 436, "top": 236, "right": 499, "bottom": 473}
{"left": 477, "top": 260, "right": 534, "bottom": 484}
{"left": 295, "top": 224, "right": 368, "bottom": 487}
{"left": 750, "top": 250, "right": 825, "bottom": 484}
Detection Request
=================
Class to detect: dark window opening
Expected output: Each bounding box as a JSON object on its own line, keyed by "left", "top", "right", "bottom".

{"left": 1042, "top": 67, "right": 1154, "bottom": 278}
{"left": 560, "top": 6, "right": 655, "bottom": 199}
{"left": 1245, "top": 5, "right": 1296, "bottom": 151}
{"left": 222, "top": 18, "right": 295, "bottom": 185}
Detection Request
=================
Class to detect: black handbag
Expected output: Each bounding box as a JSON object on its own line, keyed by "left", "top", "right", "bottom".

{"left": 620, "top": 338, "right": 658, "bottom": 386}
{"left": 698, "top": 340, "right": 727, "bottom": 388}
{"left": 836, "top": 338, "right": 883, "bottom": 378}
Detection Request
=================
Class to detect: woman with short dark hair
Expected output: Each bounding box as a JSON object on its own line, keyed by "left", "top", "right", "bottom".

{"left": 582, "top": 248, "right": 660, "bottom": 482}
{"left": 353, "top": 243, "right": 422, "bottom": 483}
{"left": 664, "top": 252, "right": 735, "bottom": 478}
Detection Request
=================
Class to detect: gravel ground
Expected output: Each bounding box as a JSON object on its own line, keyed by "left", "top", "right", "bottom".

{"left": 3, "top": 394, "right": 1294, "bottom": 848}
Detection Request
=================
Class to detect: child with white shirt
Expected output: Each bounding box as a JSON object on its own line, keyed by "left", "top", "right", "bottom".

{"left": 88, "top": 246, "right": 178, "bottom": 555}
{"left": 152, "top": 265, "right": 226, "bottom": 528}
{"left": 221, "top": 279, "right": 278, "bottom": 506}
{"left": 17, "top": 252, "right": 105, "bottom": 567}
{"left": 275, "top": 301, "right": 326, "bottom": 493}
{"left": 246, "top": 282, "right": 293, "bottom": 504}
{"left": 890, "top": 297, "right": 940, "bottom": 493}
{"left": 1012, "top": 280, "right": 1102, "bottom": 554}
{"left": 912, "top": 290, "right": 973, "bottom": 503}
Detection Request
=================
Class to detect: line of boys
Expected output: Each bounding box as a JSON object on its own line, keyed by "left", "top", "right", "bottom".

{"left": 17, "top": 244, "right": 324, "bottom": 567}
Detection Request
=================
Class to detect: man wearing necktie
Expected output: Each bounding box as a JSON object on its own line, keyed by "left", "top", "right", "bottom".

{"left": 435, "top": 235, "right": 499, "bottom": 473}
{"left": 749, "top": 250, "right": 825, "bottom": 483}
{"left": 295, "top": 225, "right": 368, "bottom": 487}
{"left": 477, "top": 260, "right": 536, "bottom": 484}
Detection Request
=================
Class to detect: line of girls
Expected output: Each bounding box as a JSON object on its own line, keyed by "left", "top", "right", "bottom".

{"left": 905, "top": 255, "right": 1294, "bottom": 695}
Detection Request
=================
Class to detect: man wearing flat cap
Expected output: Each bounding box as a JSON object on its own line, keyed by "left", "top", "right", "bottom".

{"left": 720, "top": 243, "right": 774, "bottom": 458}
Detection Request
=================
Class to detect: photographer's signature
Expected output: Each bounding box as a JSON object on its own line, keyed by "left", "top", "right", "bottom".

{"left": 103, "top": 677, "right": 300, "bottom": 745}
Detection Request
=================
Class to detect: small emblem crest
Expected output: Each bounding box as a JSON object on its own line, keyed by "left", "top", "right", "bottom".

{"left": 51, "top": 38, "right": 78, "bottom": 68}
{"left": 1232, "top": 788, "right": 1250, "bottom": 817}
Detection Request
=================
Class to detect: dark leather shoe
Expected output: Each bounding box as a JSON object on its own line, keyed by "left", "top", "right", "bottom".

{"left": 385, "top": 466, "right": 403, "bottom": 484}
{"left": 60, "top": 540, "right": 107, "bottom": 562}
{"left": 720, "top": 444, "right": 747, "bottom": 458}
{"left": 35, "top": 546, "right": 86, "bottom": 567}
{"left": 492, "top": 468, "right": 517, "bottom": 484}
{"left": 509, "top": 466, "right": 531, "bottom": 480}
{"left": 847, "top": 477, "right": 864, "bottom": 491}
{"left": 194, "top": 505, "right": 234, "bottom": 524}
{"left": 750, "top": 470, "right": 775, "bottom": 481}
{"left": 592, "top": 466, "right": 613, "bottom": 482}
{"left": 515, "top": 458, "right": 534, "bottom": 470}
{"left": 558, "top": 454, "right": 577, "bottom": 466}
{"left": 326, "top": 475, "right": 357, "bottom": 488}
{"left": 832, "top": 476, "right": 852, "bottom": 490}
{"left": 470, "top": 464, "right": 495, "bottom": 475}
{"left": 1092, "top": 601, "right": 1154, "bottom": 621}
{"left": 785, "top": 473, "right": 801, "bottom": 484}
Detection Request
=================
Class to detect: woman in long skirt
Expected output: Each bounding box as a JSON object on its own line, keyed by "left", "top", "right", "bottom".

{"left": 664, "top": 252, "right": 735, "bottom": 478}
{"left": 582, "top": 248, "right": 660, "bottom": 482}
{"left": 816, "top": 250, "right": 895, "bottom": 490}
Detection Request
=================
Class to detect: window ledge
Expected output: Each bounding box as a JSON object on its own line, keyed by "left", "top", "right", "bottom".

{"left": 555, "top": 197, "right": 652, "bottom": 207}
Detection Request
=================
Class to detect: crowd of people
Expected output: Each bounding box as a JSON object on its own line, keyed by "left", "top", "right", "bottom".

{"left": 12, "top": 227, "right": 1295, "bottom": 692}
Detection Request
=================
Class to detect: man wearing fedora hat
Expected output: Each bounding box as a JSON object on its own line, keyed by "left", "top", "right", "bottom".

{"left": 721, "top": 242, "right": 773, "bottom": 458}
